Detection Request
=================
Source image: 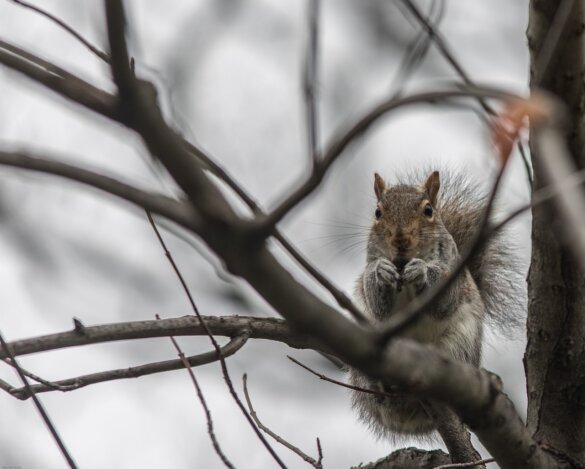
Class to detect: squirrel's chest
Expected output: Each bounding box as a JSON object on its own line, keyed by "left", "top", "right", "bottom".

{"left": 392, "top": 286, "right": 450, "bottom": 343}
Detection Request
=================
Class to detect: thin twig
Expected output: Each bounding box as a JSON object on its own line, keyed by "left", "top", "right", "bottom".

{"left": 156, "top": 315, "right": 236, "bottom": 469}
{"left": 434, "top": 457, "right": 496, "bottom": 469}
{"left": 398, "top": 0, "right": 533, "bottom": 190}
{"left": 304, "top": 0, "right": 320, "bottom": 166}
{"left": 146, "top": 212, "right": 287, "bottom": 468}
{"left": 9, "top": 0, "right": 109, "bottom": 62}
{"left": 243, "top": 373, "right": 320, "bottom": 468}
{"left": 287, "top": 355, "right": 393, "bottom": 399}
{"left": 316, "top": 438, "right": 323, "bottom": 468}
{"left": 392, "top": 0, "right": 445, "bottom": 97}
{"left": 0, "top": 330, "right": 78, "bottom": 468}
{"left": 1, "top": 358, "right": 75, "bottom": 391}
{"left": 4, "top": 335, "right": 248, "bottom": 400}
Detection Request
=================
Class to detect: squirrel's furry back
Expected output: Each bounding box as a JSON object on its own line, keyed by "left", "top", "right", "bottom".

{"left": 393, "top": 168, "right": 524, "bottom": 336}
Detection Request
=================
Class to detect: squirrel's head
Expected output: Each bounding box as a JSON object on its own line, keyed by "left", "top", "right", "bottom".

{"left": 369, "top": 171, "right": 441, "bottom": 270}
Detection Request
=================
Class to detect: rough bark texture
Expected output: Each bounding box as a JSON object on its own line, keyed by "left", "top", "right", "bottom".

{"left": 351, "top": 447, "right": 450, "bottom": 469}
{"left": 527, "top": 0, "right": 585, "bottom": 463}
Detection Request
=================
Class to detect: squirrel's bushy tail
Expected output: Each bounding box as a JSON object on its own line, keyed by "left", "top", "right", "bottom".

{"left": 396, "top": 169, "right": 524, "bottom": 336}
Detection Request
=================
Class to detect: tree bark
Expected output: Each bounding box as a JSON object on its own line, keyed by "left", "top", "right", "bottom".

{"left": 527, "top": 0, "right": 585, "bottom": 464}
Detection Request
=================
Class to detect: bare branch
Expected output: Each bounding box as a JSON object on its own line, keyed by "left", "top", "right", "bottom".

{"left": 8, "top": 0, "right": 109, "bottom": 62}
{"left": 184, "top": 144, "right": 368, "bottom": 325}
{"left": 2, "top": 358, "right": 75, "bottom": 391}
{"left": 434, "top": 458, "right": 496, "bottom": 469}
{"left": 398, "top": 0, "right": 533, "bottom": 189}
{"left": 104, "top": 0, "right": 236, "bottom": 223}
{"left": 159, "top": 315, "right": 236, "bottom": 469}
{"left": 0, "top": 39, "right": 117, "bottom": 119}
{"left": 287, "top": 355, "right": 393, "bottom": 399}
{"left": 303, "top": 0, "right": 320, "bottom": 166}
{"left": 4, "top": 335, "right": 248, "bottom": 400}
{"left": 1, "top": 315, "right": 328, "bottom": 359}
{"left": 147, "top": 213, "right": 286, "bottom": 468}
{"left": 255, "top": 86, "right": 519, "bottom": 232}
{"left": 243, "top": 374, "right": 321, "bottom": 468}
{"left": 0, "top": 150, "right": 199, "bottom": 230}
{"left": 0, "top": 330, "right": 78, "bottom": 468}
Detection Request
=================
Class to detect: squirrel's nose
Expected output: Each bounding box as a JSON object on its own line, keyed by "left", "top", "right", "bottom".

{"left": 393, "top": 228, "right": 410, "bottom": 251}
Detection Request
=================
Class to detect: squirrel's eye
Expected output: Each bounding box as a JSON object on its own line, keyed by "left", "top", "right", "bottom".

{"left": 375, "top": 207, "right": 382, "bottom": 219}
{"left": 423, "top": 203, "right": 433, "bottom": 218}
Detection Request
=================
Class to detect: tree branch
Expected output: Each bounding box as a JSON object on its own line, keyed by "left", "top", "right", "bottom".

{"left": 243, "top": 374, "right": 322, "bottom": 468}
{"left": 0, "top": 150, "right": 199, "bottom": 230}
{"left": 9, "top": 0, "right": 110, "bottom": 63}
{"left": 0, "top": 39, "right": 117, "bottom": 119}
{"left": 254, "top": 86, "right": 519, "bottom": 233}
{"left": 4, "top": 335, "right": 248, "bottom": 400}
{"left": 0, "top": 330, "right": 78, "bottom": 468}
{"left": 0, "top": 315, "right": 329, "bottom": 359}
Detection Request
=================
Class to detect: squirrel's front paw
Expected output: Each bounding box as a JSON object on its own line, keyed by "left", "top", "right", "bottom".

{"left": 402, "top": 258, "right": 428, "bottom": 290}
{"left": 365, "top": 258, "right": 399, "bottom": 289}
{"left": 374, "top": 258, "right": 400, "bottom": 288}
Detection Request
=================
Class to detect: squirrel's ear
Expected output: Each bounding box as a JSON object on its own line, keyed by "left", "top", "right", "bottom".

{"left": 423, "top": 171, "right": 440, "bottom": 205}
{"left": 374, "top": 173, "right": 387, "bottom": 201}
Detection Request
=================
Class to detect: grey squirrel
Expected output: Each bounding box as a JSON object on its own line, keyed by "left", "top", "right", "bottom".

{"left": 349, "top": 170, "right": 521, "bottom": 437}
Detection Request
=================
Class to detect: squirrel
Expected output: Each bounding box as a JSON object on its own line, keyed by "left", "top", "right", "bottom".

{"left": 348, "top": 169, "right": 521, "bottom": 438}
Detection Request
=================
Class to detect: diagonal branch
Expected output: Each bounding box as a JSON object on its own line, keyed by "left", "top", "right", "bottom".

{"left": 160, "top": 315, "right": 236, "bottom": 469}
{"left": 147, "top": 213, "right": 286, "bottom": 468}
{"left": 4, "top": 334, "right": 248, "bottom": 400}
{"left": 0, "top": 330, "right": 78, "bottom": 468}
{"left": 0, "top": 150, "right": 199, "bottom": 230}
{"left": 104, "top": 0, "right": 236, "bottom": 223}
{"left": 254, "top": 86, "right": 519, "bottom": 233}
{"left": 398, "top": 0, "right": 534, "bottom": 189}
{"left": 9, "top": 0, "right": 109, "bottom": 62}
{"left": 243, "top": 373, "right": 322, "bottom": 468}
{"left": 0, "top": 39, "right": 117, "bottom": 120}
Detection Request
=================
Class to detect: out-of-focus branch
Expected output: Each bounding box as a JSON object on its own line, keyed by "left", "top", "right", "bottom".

{"left": 3, "top": 335, "right": 248, "bottom": 400}
{"left": 287, "top": 355, "right": 392, "bottom": 398}
{"left": 8, "top": 0, "right": 110, "bottom": 62}
{"left": 0, "top": 39, "right": 117, "bottom": 119}
{"left": 0, "top": 150, "right": 199, "bottom": 230}
{"left": 0, "top": 331, "right": 78, "bottom": 468}
{"left": 303, "top": 0, "right": 320, "bottom": 166}
{"left": 243, "top": 374, "right": 322, "bottom": 468}
{"left": 104, "top": 0, "right": 236, "bottom": 222}
{"left": 398, "top": 0, "right": 534, "bottom": 190}
{"left": 254, "top": 86, "right": 519, "bottom": 233}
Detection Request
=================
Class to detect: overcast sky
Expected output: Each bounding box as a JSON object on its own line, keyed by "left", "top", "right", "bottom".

{"left": 0, "top": 1, "right": 530, "bottom": 467}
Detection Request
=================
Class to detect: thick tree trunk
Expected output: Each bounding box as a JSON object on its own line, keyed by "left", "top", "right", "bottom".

{"left": 527, "top": 0, "right": 585, "bottom": 464}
